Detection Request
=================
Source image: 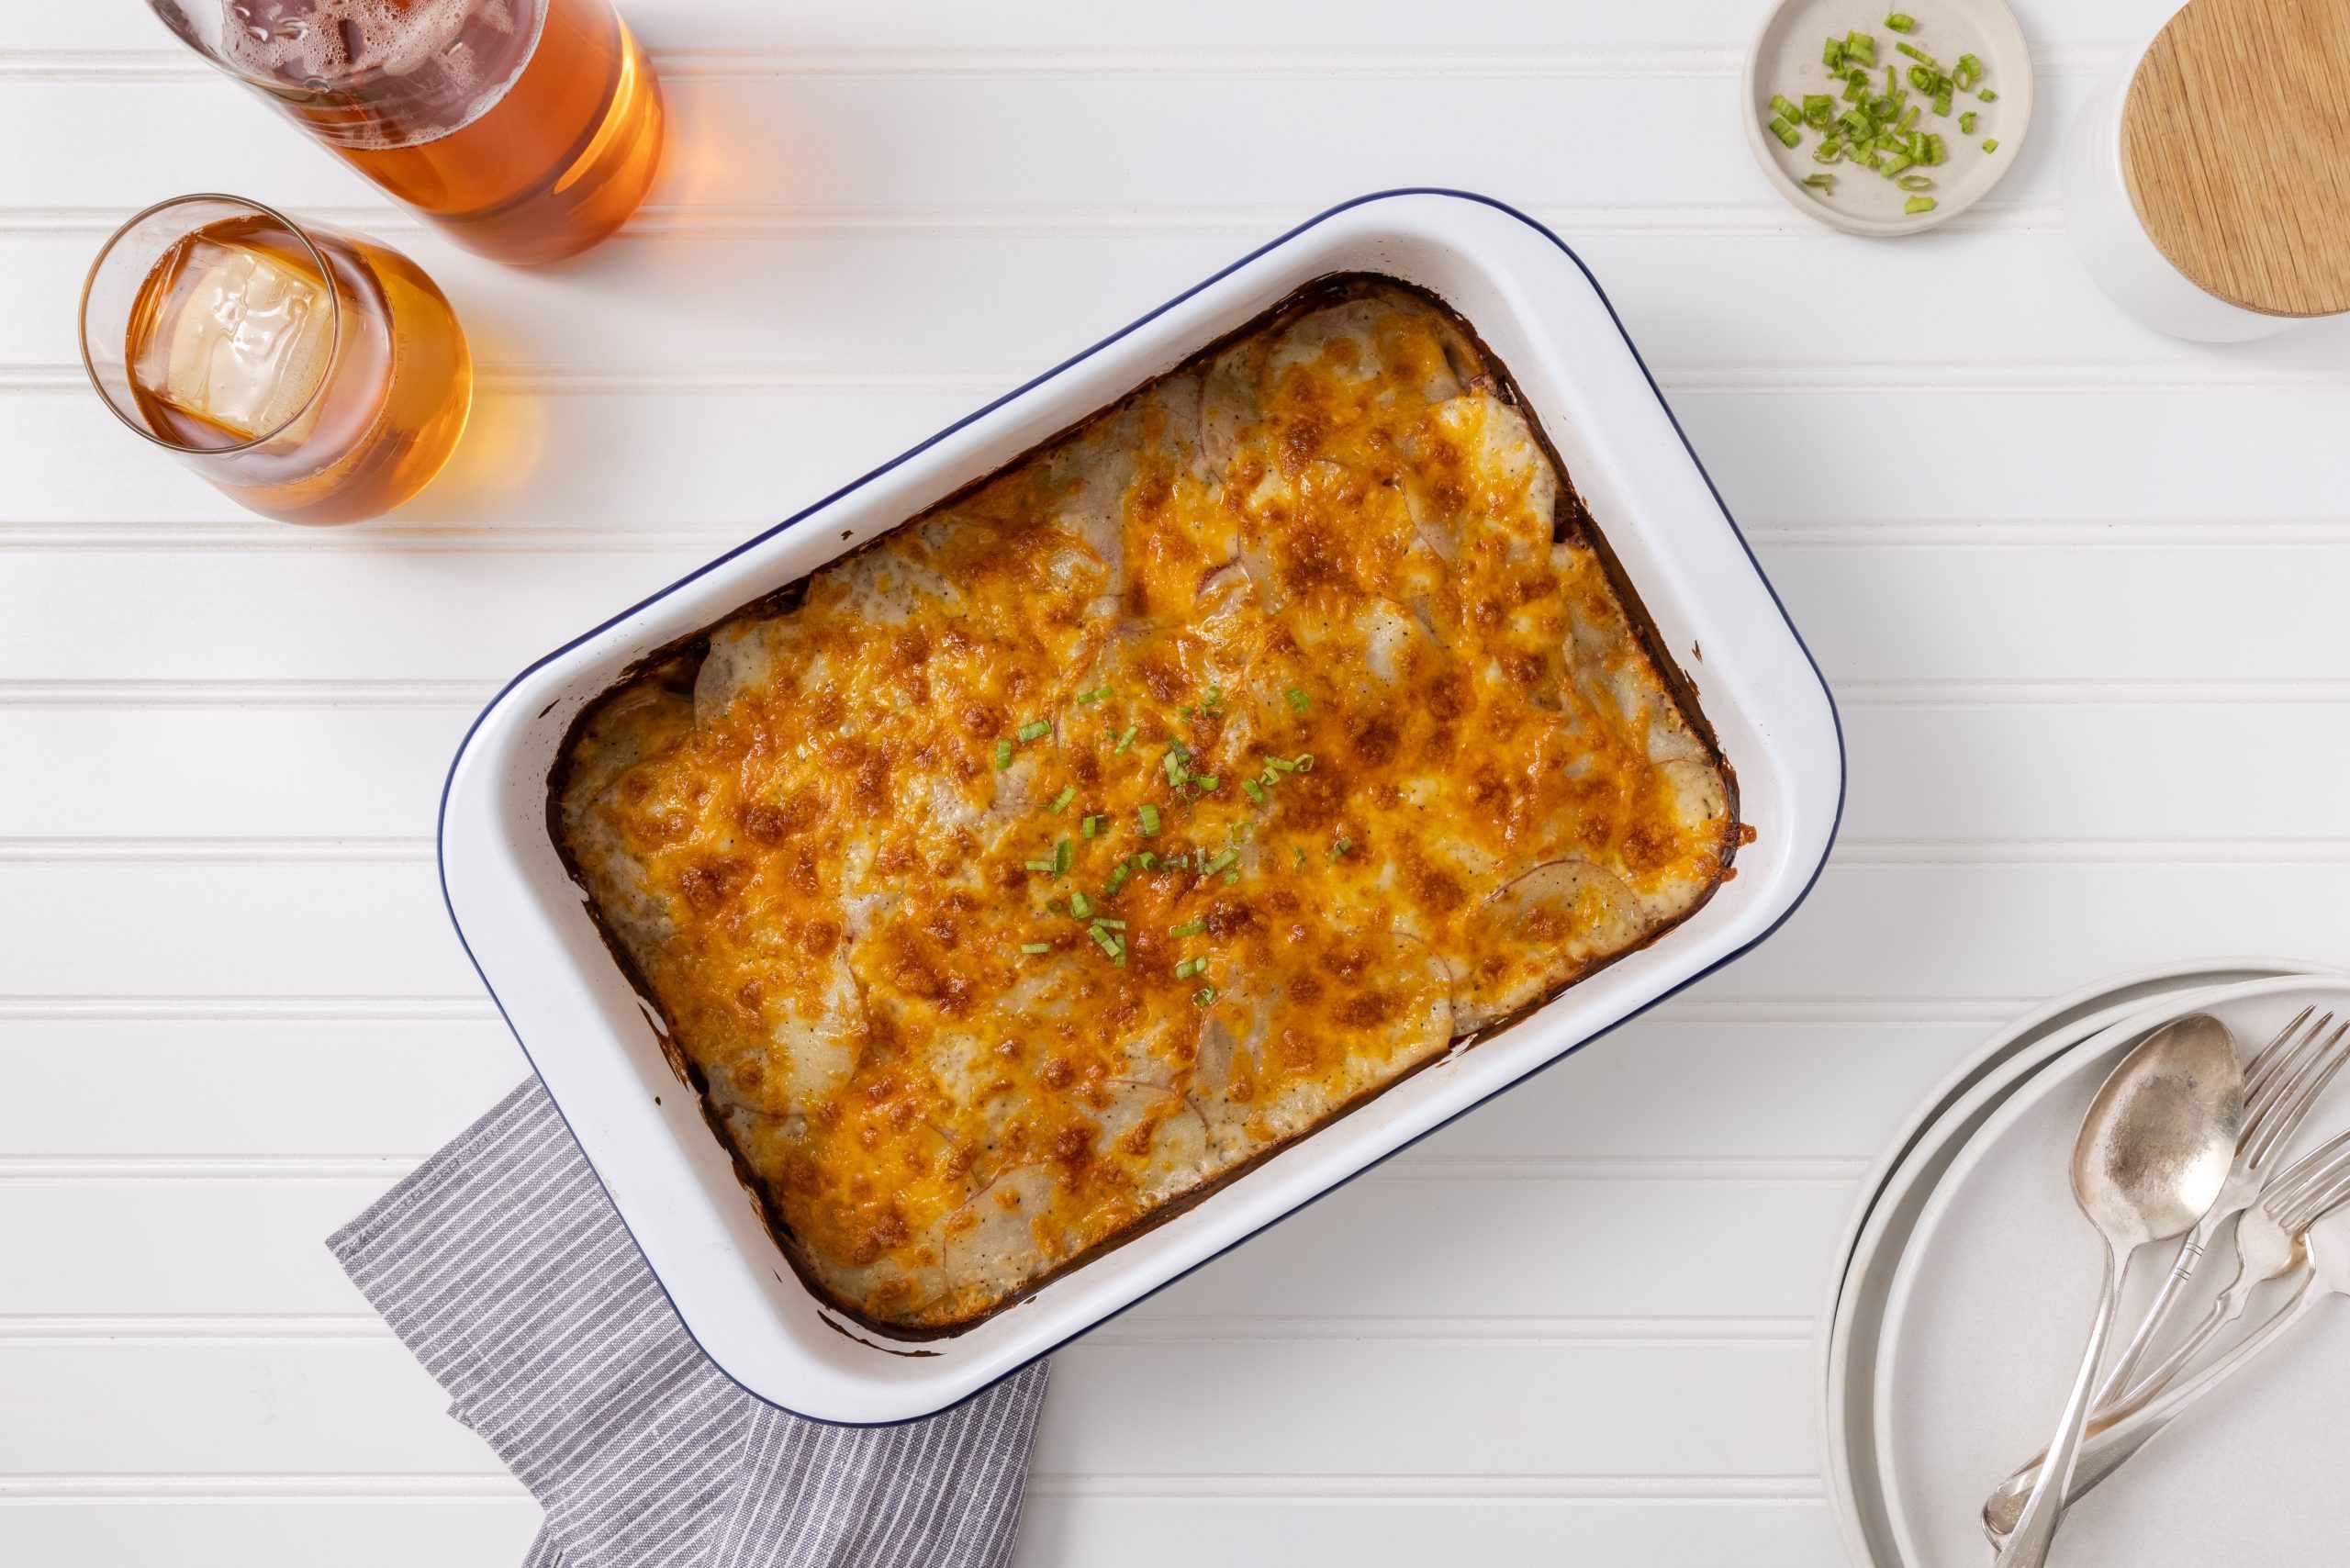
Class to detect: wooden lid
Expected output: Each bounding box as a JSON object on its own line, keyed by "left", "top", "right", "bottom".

{"left": 2121, "top": 0, "right": 2350, "bottom": 318}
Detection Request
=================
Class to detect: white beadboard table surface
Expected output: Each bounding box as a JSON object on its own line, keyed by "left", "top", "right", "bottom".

{"left": 6, "top": 2, "right": 2350, "bottom": 1562}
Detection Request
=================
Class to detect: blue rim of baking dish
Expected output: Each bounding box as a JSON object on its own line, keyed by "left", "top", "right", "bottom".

{"left": 436, "top": 186, "right": 1849, "bottom": 1426}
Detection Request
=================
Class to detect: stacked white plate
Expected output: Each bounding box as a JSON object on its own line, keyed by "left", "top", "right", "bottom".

{"left": 1822, "top": 958, "right": 2350, "bottom": 1567}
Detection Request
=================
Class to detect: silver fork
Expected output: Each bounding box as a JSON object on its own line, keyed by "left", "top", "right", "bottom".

{"left": 1983, "top": 1126, "right": 2350, "bottom": 1542}
{"left": 2088, "top": 1005, "right": 2350, "bottom": 1405}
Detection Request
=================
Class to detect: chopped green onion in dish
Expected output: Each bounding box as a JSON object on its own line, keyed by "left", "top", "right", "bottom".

{"left": 1170, "top": 918, "right": 1206, "bottom": 938}
{"left": 1113, "top": 725, "right": 1137, "bottom": 753}
{"left": 1016, "top": 719, "right": 1051, "bottom": 742}
{"left": 1136, "top": 851, "right": 1158, "bottom": 871}
{"left": 1054, "top": 839, "right": 1072, "bottom": 877}
{"left": 1138, "top": 803, "right": 1161, "bottom": 835}
{"left": 1024, "top": 857, "right": 1053, "bottom": 873}
{"left": 1194, "top": 775, "right": 1220, "bottom": 792}
{"left": 1092, "top": 917, "right": 1127, "bottom": 930}
{"left": 1104, "top": 861, "right": 1132, "bottom": 896}
{"left": 1328, "top": 837, "right": 1353, "bottom": 860}
{"left": 1020, "top": 942, "right": 1052, "bottom": 955}
{"left": 1173, "top": 957, "right": 1207, "bottom": 980}
{"left": 1905, "top": 196, "right": 1937, "bottom": 214}
{"left": 1772, "top": 14, "right": 1992, "bottom": 218}
{"left": 1047, "top": 785, "right": 1076, "bottom": 813}
{"left": 1982, "top": 137, "right": 1998, "bottom": 151}
{"left": 1242, "top": 778, "right": 1266, "bottom": 802}
{"left": 1077, "top": 685, "right": 1113, "bottom": 705}
{"left": 993, "top": 738, "right": 1013, "bottom": 770}
{"left": 1193, "top": 987, "right": 1217, "bottom": 1007}
{"left": 1082, "top": 813, "right": 1104, "bottom": 838}
{"left": 1284, "top": 687, "right": 1311, "bottom": 712}
{"left": 1069, "top": 890, "right": 1094, "bottom": 919}
{"left": 1202, "top": 848, "right": 1239, "bottom": 877}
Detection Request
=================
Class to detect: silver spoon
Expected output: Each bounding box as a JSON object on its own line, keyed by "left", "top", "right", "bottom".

{"left": 1992, "top": 1013, "right": 2243, "bottom": 1568}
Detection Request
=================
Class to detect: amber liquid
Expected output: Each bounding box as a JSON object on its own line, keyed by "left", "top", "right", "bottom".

{"left": 241, "top": 0, "right": 664, "bottom": 264}
{"left": 126, "top": 215, "right": 473, "bottom": 524}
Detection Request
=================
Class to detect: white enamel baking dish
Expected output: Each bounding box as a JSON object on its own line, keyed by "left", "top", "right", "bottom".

{"left": 440, "top": 189, "right": 1845, "bottom": 1423}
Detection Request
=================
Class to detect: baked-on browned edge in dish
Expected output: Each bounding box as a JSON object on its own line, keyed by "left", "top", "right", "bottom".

{"left": 548, "top": 274, "right": 1740, "bottom": 1338}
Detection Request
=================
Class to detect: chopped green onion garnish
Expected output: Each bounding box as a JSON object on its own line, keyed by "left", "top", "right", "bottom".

{"left": 1202, "top": 848, "right": 1239, "bottom": 876}
{"left": 1241, "top": 778, "right": 1265, "bottom": 802}
{"left": 1054, "top": 839, "right": 1072, "bottom": 877}
{"left": 1082, "top": 814, "right": 1103, "bottom": 838}
{"left": 1194, "top": 775, "right": 1220, "bottom": 791}
{"left": 1284, "top": 687, "right": 1311, "bottom": 712}
{"left": 1113, "top": 725, "right": 1136, "bottom": 753}
{"left": 1895, "top": 40, "right": 1937, "bottom": 67}
{"left": 1824, "top": 37, "right": 1846, "bottom": 69}
{"left": 1193, "top": 987, "right": 1216, "bottom": 1007}
{"left": 1925, "top": 132, "right": 1945, "bottom": 164}
{"left": 1047, "top": 785, "right": 1076, "bottom": 813}
{"left": 1771, "top": 94, "right": 1803, "bottom": 125}
{"left": 1845, "top": 30, "right": 1875, "bottom": 65}
{"left": 1327, "top": 837, "right": 1353, "bottom": 860}
{"left": 1069, "top": 890, "right": 1094, "bottom": 920}
{"left": 1907, "top": 63, "right": 1937, "bottom": 92}
{"left": 1173, "top": 957, "right": 1207, "bottom": 980}
{"left": 1959, "top": 110, "right": 1977, "bottom": 134}
{"left": 1162, "top": 751, "right": 1186, "bottom": 789}
{"left": 1294, "top": 755, "right": 1314, "bottom": 772}
{"left": 1981, "top": 137, "right": 1998, "bottom": 151}
{"left": 1896, "top": 104, "right": 1919, "bottom": 134}
{"left": 1105, "top": 863, "right": 1132, "bottom": 897}
{"left": 1136, "top": 851, "right": 1158, "bottom": 871}
{"left": 1203, "top": 685, "right": 1223, "bottom": 706}
{"left": 1024, "top": 857, "right": 1054, "bottom": 872}
{"left": 1954, "top": 53, "right": 1983, "bottom": 91}
{"left": 1077, "top": 685, "right": 1113, "bottom": 705}
{"left": 1769, "top": 118, "right": 1801, "bottom": 149}
{"left": 1017, "top": 720, "right": 1051, "bottom": 742}
{"left": 1904, "top": 195, "right": 1937, "bottom": 215}
{"left": 1976, "top": 87, "right": 1997, "bottom": 102}
{"left": 1932, "top": 85, "right": 1953, "bottom": 116}
{"left": 1897, "top": 173, "right": 1934, "bottom": 191}
{"left": 1170, "top": 918, "right": 1206, "bottom": 938}
{"left": 1885, "top": 12, "right": 1915, "bottom": 30}
{"left": 1263, "top": 756, "right": 1298, "bottom": 774}
{"left": 1021, "top": 942, "right": 1052, "bottom": 955}
{"left": 1802, "top": 173, "right": 1836, "bottom": 192}
{"left": 1091, "top": 926, "right": 1121, "bottom": 958}
{"left": 994, "top": 738, "right": 1013, "bottom": 770}
{"left": 1803, "top": 93, "right": 1835, "bottom": 129}
{"left": 1883, "top": 151, "right": 1914, "bottom": 175}
{"left": 1091, "top": 917, "right": 1127, "bottom": 930}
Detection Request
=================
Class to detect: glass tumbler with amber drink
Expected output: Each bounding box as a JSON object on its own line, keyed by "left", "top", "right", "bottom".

{"left": 82, "top": 196, "right": 472, "bottom": 525}
{"left": 149, "top": 0, "right": 665, "bottom": 264}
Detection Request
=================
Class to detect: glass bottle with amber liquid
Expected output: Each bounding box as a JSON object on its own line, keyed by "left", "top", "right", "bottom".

{"left": 149, "top": 0, "right": 665, "bottom": 264}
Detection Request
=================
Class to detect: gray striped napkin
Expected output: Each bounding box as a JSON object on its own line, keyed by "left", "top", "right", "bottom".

{"left": 329, "top": 1080, "right": 1049, "bottom": 1568}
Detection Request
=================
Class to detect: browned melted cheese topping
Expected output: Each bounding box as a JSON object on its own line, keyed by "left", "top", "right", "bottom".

{"left": 557, "top": 281, "right": 1735, "bottom": 1330}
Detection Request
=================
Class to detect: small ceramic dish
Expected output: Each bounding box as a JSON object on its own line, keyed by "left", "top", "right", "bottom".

{"left": 1742, "top": 0, "right": 2033, "bottom": 237}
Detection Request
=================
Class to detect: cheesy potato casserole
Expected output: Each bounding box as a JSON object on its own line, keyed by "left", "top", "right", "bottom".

{"left": 554, "top": 277, "right": 1737, "bottom": 1331}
